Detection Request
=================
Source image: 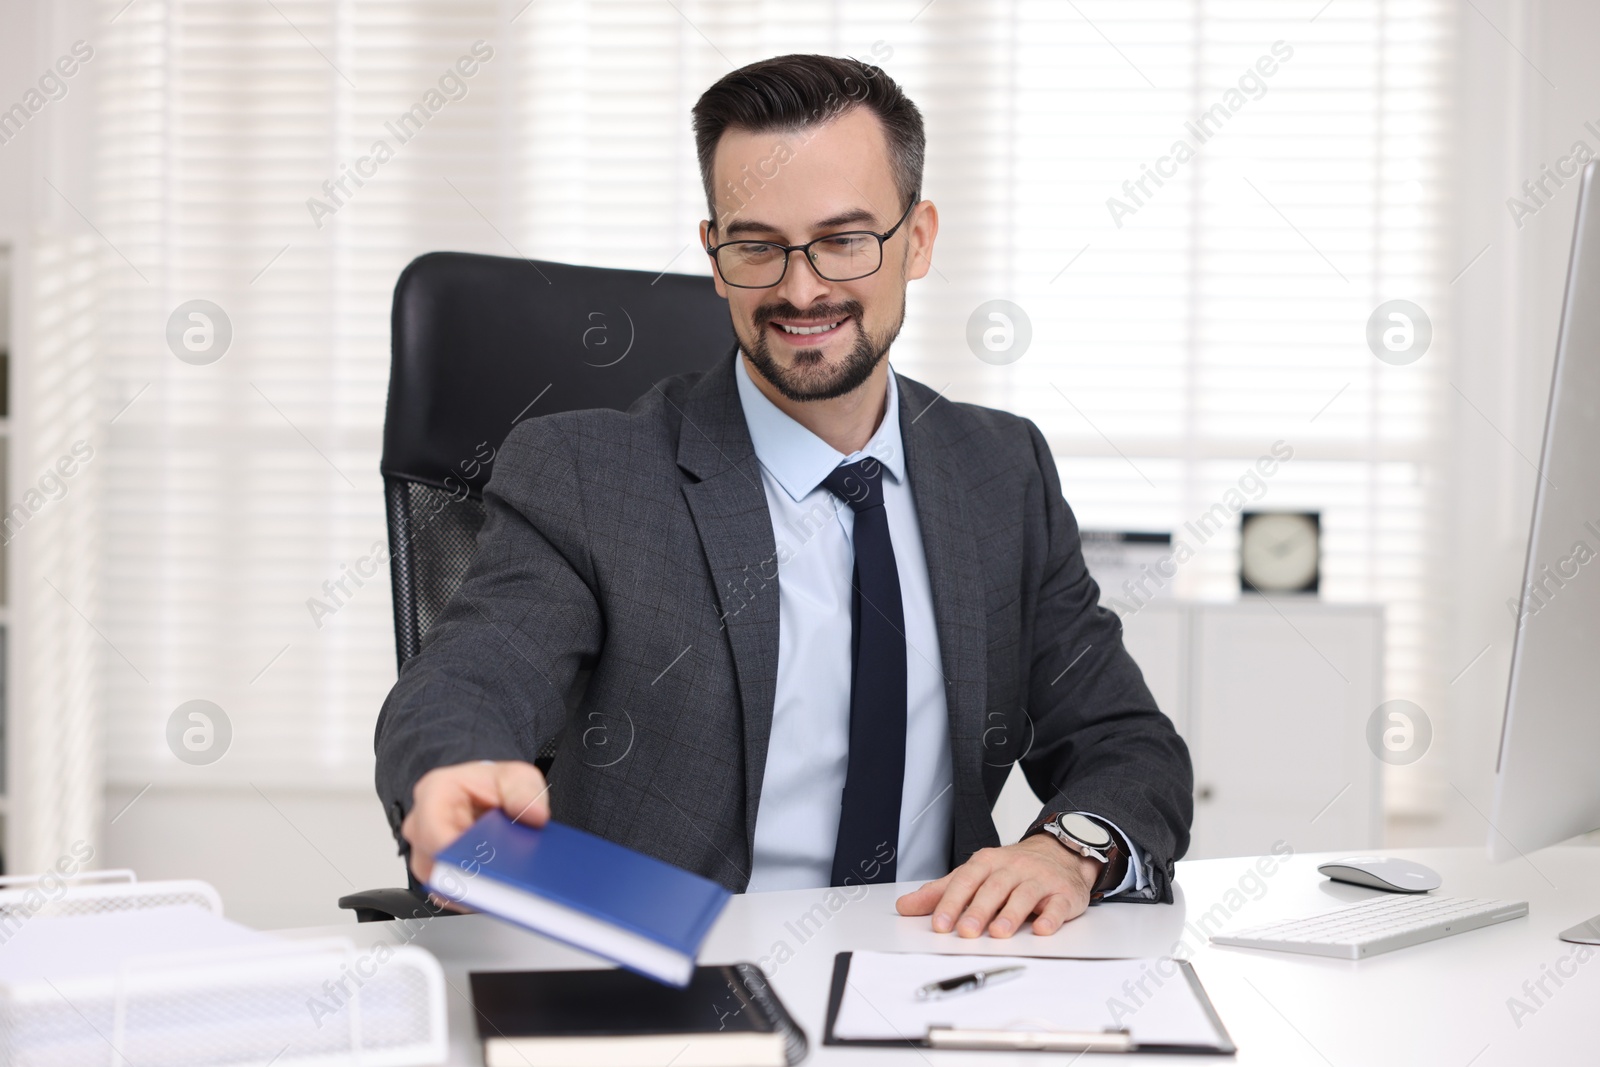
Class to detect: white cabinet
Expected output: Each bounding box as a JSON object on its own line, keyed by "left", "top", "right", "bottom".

{"left": 992, "top": 600, "right": 1384, "bottom": 860}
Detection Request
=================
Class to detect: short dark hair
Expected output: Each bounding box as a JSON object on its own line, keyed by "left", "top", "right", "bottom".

{"left": 691, "top": 53, "right": 925, "bottom": 230}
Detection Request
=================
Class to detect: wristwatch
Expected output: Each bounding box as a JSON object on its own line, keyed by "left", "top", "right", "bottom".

{"left": 1025, "top": 811, "right": 1128, "bottom": 902}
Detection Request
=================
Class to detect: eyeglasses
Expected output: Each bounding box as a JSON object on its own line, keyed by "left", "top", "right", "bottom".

{"left": 704, "top": 199, "right": 918, "bottom": 289}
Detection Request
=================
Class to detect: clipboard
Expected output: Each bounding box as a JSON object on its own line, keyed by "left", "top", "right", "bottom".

{"left": 822, "top": 951, "right": 1236, "bottom": 1055}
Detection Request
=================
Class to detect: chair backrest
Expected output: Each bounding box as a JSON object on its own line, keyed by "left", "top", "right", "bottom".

{"left": 382, "top": 252, "right": 734, "bottom": 672}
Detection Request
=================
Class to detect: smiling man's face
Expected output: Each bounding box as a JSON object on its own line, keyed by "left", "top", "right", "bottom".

{"left": 700, "top": 107, "right": 935, "bottom": 403}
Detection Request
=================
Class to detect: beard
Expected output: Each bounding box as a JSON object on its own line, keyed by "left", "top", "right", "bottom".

{"left": 739, "top": 297, "right": 904, "bottom": 402}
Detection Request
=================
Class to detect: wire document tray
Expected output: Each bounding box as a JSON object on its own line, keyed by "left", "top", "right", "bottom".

{"left": 0, "top": 870, "right": 447, "bottom": 1067}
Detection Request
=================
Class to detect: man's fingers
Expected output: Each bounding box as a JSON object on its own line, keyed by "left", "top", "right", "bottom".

{"left": 425, "top": 891, "right": 473, "bottom": 914}
{"left": 402, "top": 760, "right": 551, "bottom": 889}
{"left": 895, "top": 876, "right": 950, "bottom": 916}
{"left": 401, "top": 801, "right": 461, "bottom": 882}
{"left": 931, "top": 857, "right": 995, "bottom": 934}
{"left": 496, "top": 762, "right": 551, "bottom": 826}
{"left": 403, "top": 809, "right": 436, "bottom": 885}
{"left": 1030, "top": 891, "right": 1083, "bottom": 935}
{"left": 955, "top": 866, "right": 1021, "bottom": 938}
{"left": 407, "top": 779, "right": 481, "bottom": 859}
{"left": 989, "top": 880, "right": 1048, "bottom": 938}
{"left": 441, "top": 762, "right": 507, "bottom": 811}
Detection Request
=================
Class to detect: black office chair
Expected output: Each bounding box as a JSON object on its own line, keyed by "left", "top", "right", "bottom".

{"left": 338, "top": 251, "right": 733, "bottom": 922}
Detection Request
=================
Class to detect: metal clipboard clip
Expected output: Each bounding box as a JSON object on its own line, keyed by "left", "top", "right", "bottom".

{"left": 926, "top": 1026, "right": 1135, "bottom": 1053}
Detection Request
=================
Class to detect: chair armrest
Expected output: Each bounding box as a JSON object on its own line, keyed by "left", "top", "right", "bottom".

{"left": 338, "top": 887, "right": 456, "bottom": 923}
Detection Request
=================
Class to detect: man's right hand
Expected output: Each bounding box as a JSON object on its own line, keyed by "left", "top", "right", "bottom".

{"left": 401, "top": 760, "right": 550, "bottom": 885}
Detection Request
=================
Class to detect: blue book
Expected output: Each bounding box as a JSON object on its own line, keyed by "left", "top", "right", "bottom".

{"left": 427, "top": 811, "right": 731, "bottom": 987}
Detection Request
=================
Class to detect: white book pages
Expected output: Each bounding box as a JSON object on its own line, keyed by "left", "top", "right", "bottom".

{"left": 487, "top": 1032, "right": 784, "bottom": 1067}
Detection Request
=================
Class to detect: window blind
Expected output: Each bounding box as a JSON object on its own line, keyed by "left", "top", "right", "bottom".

{"left": 11, "top": 233, "right": 104, "bottom": 871}
{"left": 86, "top": 0, "right": 1451, "bottom": 806}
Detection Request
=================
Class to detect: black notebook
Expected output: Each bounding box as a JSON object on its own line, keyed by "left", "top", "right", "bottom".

{"left": 469, "top": 963, "right": 807, "bottom": 1067}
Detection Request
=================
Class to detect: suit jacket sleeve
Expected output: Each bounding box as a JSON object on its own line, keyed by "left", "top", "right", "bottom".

{"left": 1015, "top": 419, "right": 1194, "bottom": 902}
{"left": 373, "top": 417, "right": 602, "bottom": 857}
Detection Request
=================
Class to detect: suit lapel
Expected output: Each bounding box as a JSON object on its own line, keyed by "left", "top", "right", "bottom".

{"left": 674, "top": 354, "right": 780, "bottom": 862}
{"left": 897, "top": 375, "right": 994, "bottom": 855}
{"left": 671, "top": 357, "right": 995, "bottom": 870}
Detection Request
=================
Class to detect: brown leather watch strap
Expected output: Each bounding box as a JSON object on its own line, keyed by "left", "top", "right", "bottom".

{"left": 1088, "top": 831, "right": 1129, "bottom": 902}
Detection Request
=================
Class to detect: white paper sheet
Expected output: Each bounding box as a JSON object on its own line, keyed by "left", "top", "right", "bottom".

{"left": 831, "top": 951, "right": 1226, "bottom": 1049}
{"left": 0, "top": 904, "right": 271, "bottom": 982}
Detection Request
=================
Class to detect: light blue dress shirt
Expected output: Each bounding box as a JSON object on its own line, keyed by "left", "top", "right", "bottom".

{"left": 734, "top": 353, "right": 1149, "bottom": 899}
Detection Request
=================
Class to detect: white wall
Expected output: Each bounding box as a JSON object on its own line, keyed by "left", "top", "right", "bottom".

{"left": 101, "top": 784, "right": 407, "bottom": 929}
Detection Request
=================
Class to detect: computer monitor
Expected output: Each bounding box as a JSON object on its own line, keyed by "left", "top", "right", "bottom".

{"left": 1490, "top": 159, "right": 1600, "bottom": 943}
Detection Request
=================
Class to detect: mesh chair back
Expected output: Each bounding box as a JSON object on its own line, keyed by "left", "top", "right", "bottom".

{"left": 382, "top": 252, "right": 734, "bottom": 672}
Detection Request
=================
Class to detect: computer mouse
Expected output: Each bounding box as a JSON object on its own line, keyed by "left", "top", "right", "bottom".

{"left": 1317, "top": 856, "right": 1441, "bottom": 893}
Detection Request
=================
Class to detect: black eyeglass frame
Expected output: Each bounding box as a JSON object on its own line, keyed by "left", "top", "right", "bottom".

{"left": 703, "top": 198, "right": 919, "bottom": 289}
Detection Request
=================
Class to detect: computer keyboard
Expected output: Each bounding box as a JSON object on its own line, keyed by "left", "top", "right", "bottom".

{"left": 1210, "top": 895, "right": 1528, "bottom": 959}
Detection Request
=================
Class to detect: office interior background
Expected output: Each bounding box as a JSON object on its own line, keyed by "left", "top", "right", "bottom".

{"left": 0, "top": 0, "right": 1593, "bottom": 929}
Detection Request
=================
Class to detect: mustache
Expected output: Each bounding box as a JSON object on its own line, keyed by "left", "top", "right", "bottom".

{"left": 753, "top": 300, "right": 862, "bottom": 327}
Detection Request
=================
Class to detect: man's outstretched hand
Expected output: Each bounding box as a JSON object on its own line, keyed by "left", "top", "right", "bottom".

{"left": 895, "top": 835, "right": 1100, "bottom": 937}
{"left": 402, "top": 760, "right": 550, "bottom": 885}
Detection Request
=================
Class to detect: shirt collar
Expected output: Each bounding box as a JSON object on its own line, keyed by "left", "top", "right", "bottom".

{"left": 733, "top": 350, "right": 906, "bottom": 504}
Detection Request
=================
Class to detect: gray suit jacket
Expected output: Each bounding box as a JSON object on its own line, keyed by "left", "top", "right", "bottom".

{"left": 375, "top": 352, "right": 1193, "bottom": 900}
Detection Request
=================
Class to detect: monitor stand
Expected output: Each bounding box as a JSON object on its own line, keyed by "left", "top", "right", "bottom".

{"left": 1559, "top": 914, "right": 1600, "bottom": 945}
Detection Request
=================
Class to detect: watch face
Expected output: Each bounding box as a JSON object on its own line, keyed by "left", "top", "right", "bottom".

{"left": 1057, "top": 812, "right": 1111, "bottom": 849}
{"left": 1240, "top": 511, "right": 1320, "bottom": 593}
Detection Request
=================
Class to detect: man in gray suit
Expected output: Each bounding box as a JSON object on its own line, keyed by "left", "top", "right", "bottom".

{"left": 377, "top": 54, "right": 1192, "bottom": 938}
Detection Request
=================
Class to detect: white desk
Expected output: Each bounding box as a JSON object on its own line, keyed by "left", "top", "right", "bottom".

{"left": 285, "top": 847, "right": 1598, "bottom": 1065}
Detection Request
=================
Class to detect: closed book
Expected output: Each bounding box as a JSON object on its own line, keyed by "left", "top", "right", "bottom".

{"left": 470, "top": 963, "right": 807, "bottom": 1067}
{"left": 427, "top": 810, "right": 730, "bottom": 986}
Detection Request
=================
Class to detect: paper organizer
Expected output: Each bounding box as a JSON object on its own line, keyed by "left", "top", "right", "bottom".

{"left": 0, "top": 869, "right": 447, "bottom": 1067}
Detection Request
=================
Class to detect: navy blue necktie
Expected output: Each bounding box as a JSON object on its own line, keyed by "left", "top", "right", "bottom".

{"left": 822, "top": 458, "right": 907, "bottom": 887}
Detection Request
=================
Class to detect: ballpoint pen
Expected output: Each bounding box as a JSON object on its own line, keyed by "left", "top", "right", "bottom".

{"left": 915, "top": 964, "right": 1027, "bottom": 1000}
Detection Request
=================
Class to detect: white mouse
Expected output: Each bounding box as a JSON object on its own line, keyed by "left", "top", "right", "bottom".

{"left": 1317, "top": 856, "right": 1441, "bottom": 893}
